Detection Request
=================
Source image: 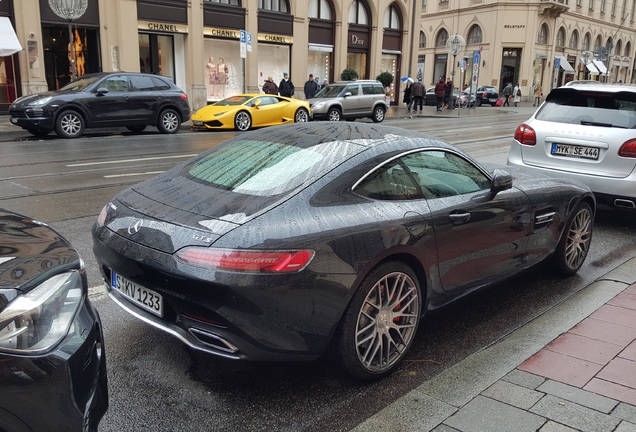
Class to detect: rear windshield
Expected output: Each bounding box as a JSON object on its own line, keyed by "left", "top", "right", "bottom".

{"left": 537, "top": 88, "right": 636, "bottom": 128}
{"left": 184, "top": 138, "right": 360, "bottom": 196}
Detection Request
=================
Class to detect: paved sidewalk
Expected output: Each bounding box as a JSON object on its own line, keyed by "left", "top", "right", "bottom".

{"left": 354, "top": 258, "right": 636, "bottom": 432}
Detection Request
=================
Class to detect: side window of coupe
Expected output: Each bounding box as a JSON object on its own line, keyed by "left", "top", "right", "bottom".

{"left": 354, "top": 160, "right": 422, "bottom": 200}
{"left": 401, "top": 150, "right": 491, "bottom": 198}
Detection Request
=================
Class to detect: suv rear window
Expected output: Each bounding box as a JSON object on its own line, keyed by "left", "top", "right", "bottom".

{"left": 537, "top": 88, "right": 636, "bottom": 129}
{"left": 362, "top": 84, "right": 384, "bottom": 95}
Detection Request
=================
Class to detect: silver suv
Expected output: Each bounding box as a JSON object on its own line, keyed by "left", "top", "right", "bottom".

{"left": 309, "top": 80, "right": 388, "bottom": 122}
{"left": 507, "top": 82, "right": 636, "bottom": 210}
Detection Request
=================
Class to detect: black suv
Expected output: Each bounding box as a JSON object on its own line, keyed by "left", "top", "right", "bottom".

{"left": 309, "top": 80, "right": 388, "bottom": 122}
{"left": 9, "top": 72, "right": 191, "bottom": 138}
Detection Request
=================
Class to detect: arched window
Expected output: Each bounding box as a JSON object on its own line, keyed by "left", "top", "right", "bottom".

{"left": 538, "top": 24, "right": 549, "bottom": 44}
{"left": 309, "top": 0, "right": 332, "bottom": 19}
{"left": 419, "top": 31, "right": 427, "bottom": 49}
{"left": 258, "top": 0, "right": 289, "bottom": 12}
{"left": 556, "top": 27, "right": 566, "bottom": 47}
{"left": 615, "top": 39, "right": 622, "bottom": 56}
{"left": 467, "top": 25, "right": 483, "bottom": 44}
{"left": 594, "top": 34, "right": 603, "bottom": 51}
{"left": 569, "top": 30, "right": 579, "bottom": 49}
{"left": 435, "top": 28, "right": 449, "bottom": 47}
{"left": 348, "top": 0, "right": 369, "bottom": 25}
{"left": 383, "top": 4, "right": 401, "bottom": 29}
{"left": 625, "top": 41, "right": 631, "bottom": 56}
{"left": 582, "top": 32, "right": 591, "bottom": 50}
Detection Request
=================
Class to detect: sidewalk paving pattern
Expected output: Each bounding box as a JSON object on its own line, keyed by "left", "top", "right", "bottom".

{"left": 354, "top": 258, "right": 636, "bottom": 432}
{"left": 2, "top": 103, "right": 636, "bottom": 431}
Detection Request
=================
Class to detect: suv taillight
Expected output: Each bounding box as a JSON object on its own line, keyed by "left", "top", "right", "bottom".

{"left": 618, "top": 139, "right": 636, "bottom": 158}
{"left": 514, "top": 124, "right": 536, "bottom": 146}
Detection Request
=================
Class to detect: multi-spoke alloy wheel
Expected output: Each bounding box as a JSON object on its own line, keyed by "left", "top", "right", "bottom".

{"left": 295, "top": 108, "right": 309, "bottom": 123}
{"left": 553, "top": 202, "right": 593, "bottom": 275}
{"left": 56, "top": 110, "right": 84, "bottom": 138}
{"left": 158, "top": 109, "right": 180, "bottom": 134}
{"left": 336, "top": 262, "right": 421, "bottom": 380}
{"left": 235, "top": 111, "right": 252, "bottom": 131}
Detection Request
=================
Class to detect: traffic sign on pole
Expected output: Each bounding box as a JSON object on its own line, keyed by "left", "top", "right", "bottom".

{"left": 239, "top": 29, "right": 247, "bottom": 59}
{"left": 247, "top": 32, "right": 252, "bottom": 53}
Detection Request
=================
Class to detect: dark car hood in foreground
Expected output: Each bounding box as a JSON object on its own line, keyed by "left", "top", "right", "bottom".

{"left": 10, "top": 89, "right": 82, "bottom": 107}
{"left": 0, "top": 210, "right": 79, "bottom": 292}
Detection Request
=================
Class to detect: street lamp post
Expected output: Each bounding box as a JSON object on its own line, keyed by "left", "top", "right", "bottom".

{"left": 446, "top": 35, "right": 466, "bottom": 110}
{"left": 48, "top": 0, "right": 88, "bottom": 81}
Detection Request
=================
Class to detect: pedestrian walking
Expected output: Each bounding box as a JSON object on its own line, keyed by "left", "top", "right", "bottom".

{"left": 513, "top": 83, "right": 521, "bottom": 107}
{"left": 444, "top": 79, "right": 453, "bottom": 109}
{"left": 403, "top": 82, "right": 412, "bottom": 112}
{"left": 434, "top": 77, "right": 447, "bottom": 112}
{"left": 411, "top": 79, "right": 425, "bottom": 113}
{"left": 262, "top": 76, "right": 278, "bottom": 95}
{"left": 304, "top": 73, "right": 319, "bottom": 99}
{"left": 502, "top": 82, "right": 513, "bottom": 107}
{"left": 533, "top": 83, "right": 543, "bottom": 107}
{"left": 279, "top": 72, "right": 295, "bottom": 97}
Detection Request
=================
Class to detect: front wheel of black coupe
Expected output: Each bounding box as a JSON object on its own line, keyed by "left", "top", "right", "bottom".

{"left": 335, "top": 261, "right": 422, "bottom": 380}
{"left": 552, "top": 202, "right": 593, "bottom": 276}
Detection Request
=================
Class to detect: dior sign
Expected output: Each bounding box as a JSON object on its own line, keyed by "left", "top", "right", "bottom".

{"left": 351, "top": 35, "right": 365, "bottom": 45}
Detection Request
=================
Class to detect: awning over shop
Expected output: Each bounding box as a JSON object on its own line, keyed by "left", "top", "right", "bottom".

{"left": 0, "top": 16, "right": 22, "bottom": 57}
{"left": 585, "top": 62, "right": 599, "bottom": 75}
{"left": 555, "top": 56, "right": 575, "bottom": 73}
{"left": 593, "top": 60, "right": 608, "bottom": 74}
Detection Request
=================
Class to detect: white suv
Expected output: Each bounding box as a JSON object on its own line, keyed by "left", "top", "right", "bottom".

{"left": 507, "top": 82, "right": 636, "bottom": 210}
{"left": 309, "top": 80, "right": 388, "bottom": 122}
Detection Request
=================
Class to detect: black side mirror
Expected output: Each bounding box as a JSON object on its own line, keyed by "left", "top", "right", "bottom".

{"left": 491, "top": 169, "right": 512, "bottom": 195}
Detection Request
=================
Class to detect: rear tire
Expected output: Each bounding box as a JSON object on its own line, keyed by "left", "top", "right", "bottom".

{"left": 552, "top": 202, "right": 593, "bottom": 276}
{"left": 335, "top": 261, "right": 421, "bottom": 380}
{"left": 371, "top": 106, "right": 385, "bottom": 123}
{"left": 294, "top": 108, "right": 309, "bottom": 123}
{"left": 157, "top": 109, "right": 180, "bottom": 134}
{"left": 55, "top": 110, "right": 84, "bottom": 138}
{"left": 234, "top": 111, "right": 252, "bottom": 131}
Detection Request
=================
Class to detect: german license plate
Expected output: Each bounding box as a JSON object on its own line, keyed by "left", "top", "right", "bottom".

{"left": 111, "top": 271, "right": 163, "bottom": 317}
{"left": 193, "top": 121, "right": 204, "bottom": 126}
{"left": 551, "top": 143, "right": 600, "bottom": 160}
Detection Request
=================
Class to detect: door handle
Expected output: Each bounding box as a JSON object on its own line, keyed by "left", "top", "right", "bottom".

{"left": 449, "top": 212, "right": 470, "bottom": 225}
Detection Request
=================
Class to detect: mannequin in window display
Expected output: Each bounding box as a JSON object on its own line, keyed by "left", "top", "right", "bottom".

{"left": 206, "top": 57, "right": 217, "bottom": 96}
{"left": 216, "top": 58, "right": 229, "bottom": 98}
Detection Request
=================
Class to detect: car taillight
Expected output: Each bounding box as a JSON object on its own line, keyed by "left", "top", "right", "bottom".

{"left": 180, "top": 93, "right": 188, "bottom": 101}
{"left": 619, "top": 139, "right": 636, "bottom": 158}
{"left": 514, "top": 124, "right": 536, "bottom": 146}
{"left": 482, "top": 92, "right": 487, "bottom": 97}
{"left": 175, "top": 247, "right": 315, "bottom": 273}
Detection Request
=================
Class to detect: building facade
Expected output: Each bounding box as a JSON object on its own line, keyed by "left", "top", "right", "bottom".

{"left": 418, "top": 0, "right": 636, "bottom": 97}
{"left": 0, "top": 0, "right": 422, "bottom": 113}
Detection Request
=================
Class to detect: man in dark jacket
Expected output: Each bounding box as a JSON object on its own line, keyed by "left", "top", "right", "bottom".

{"left": 410, "top": 79, "right": 425, "bottom": 113}
{"left": 304, "top": 74, "right": 319, "bottom": 99}
{"left": 279, "top": 72, "right": 295, "bottom": 97}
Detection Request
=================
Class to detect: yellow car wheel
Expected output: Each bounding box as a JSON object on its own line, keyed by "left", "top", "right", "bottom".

{"left": 235, "top": 111, "right": 252, "bottom": 131}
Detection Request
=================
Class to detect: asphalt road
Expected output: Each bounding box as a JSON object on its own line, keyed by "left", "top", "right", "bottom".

{"left": 1, "top": 110, "right": 634, "bottom": 431}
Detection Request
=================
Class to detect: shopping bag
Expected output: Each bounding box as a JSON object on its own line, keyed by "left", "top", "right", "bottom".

{"left": 495, "top": 99, "right": 503, "bottom": 107}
